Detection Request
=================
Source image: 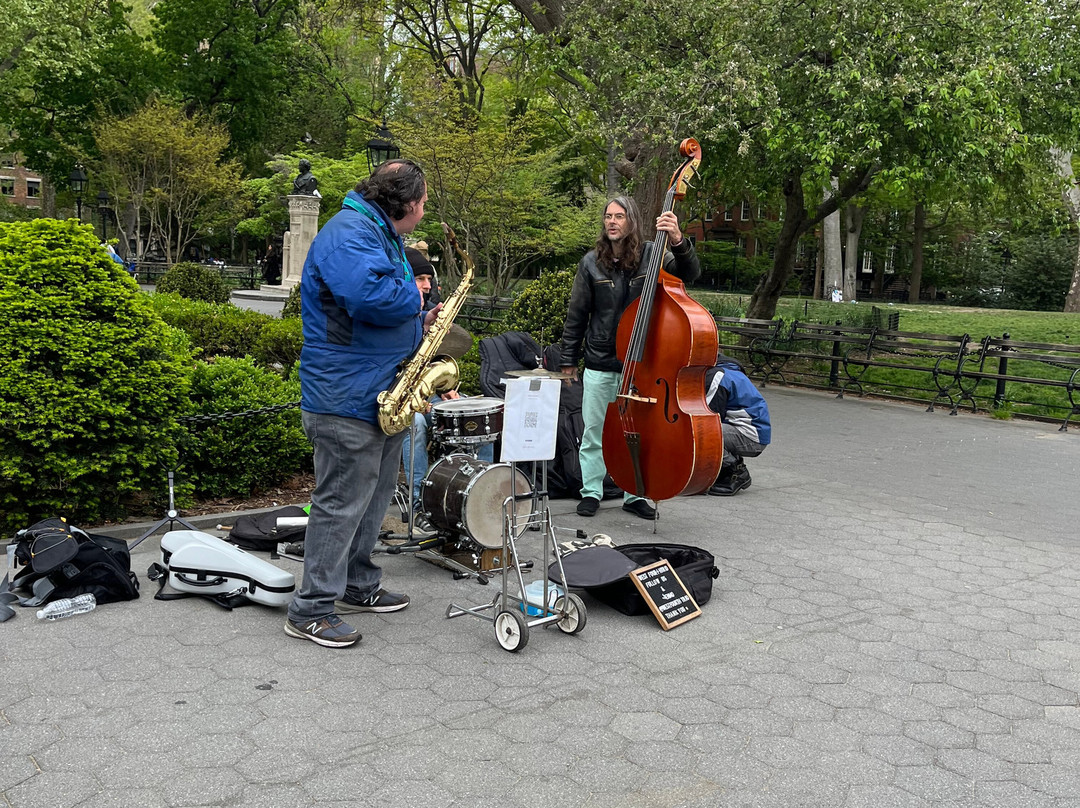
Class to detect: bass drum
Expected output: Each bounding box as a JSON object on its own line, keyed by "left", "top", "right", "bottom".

{"left": 421, "top": 454, "right": 532, "bottom": 549}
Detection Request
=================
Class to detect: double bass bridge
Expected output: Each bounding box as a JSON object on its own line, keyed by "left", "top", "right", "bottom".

{"left": 615, "top": 392, "right": 658, "bottom": 405}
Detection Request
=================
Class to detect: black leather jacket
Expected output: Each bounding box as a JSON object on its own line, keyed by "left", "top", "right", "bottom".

{"left": 559, "top": 239, "right": 701, "bottom": 372}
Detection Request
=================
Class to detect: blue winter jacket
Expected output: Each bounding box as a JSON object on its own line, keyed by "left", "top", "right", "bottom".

{"left": 299, "top": 191, "right": 424, "bottom": 423}
{"left": 705, "top": 357, "right": 772, "bottom": 446}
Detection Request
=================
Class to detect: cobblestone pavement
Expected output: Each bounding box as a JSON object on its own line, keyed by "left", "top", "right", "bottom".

{"left": 3, "top": 387, "right": 1080, "bottom": 808}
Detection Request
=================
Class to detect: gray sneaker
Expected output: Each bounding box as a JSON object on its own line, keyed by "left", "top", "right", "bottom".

{"left": 412, "top": 514, "right": 438, "bottom": 539}
{"left": 336, "top": 588, "right": 411, "bottom": 614}
{"left": 283, "top": 614, "right": 361, "bottom": 647}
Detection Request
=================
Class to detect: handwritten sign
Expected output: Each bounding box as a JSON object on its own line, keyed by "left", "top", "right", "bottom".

{"left": 629, "top": 559, "right": 701, "bottom": 630}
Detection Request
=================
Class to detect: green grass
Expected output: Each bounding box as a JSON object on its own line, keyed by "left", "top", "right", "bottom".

{"left": 693, "top": 292, "right": 1080, "bottom": 344}
{"left": 695, "top": 292, "right": 1080, "bottom": 423}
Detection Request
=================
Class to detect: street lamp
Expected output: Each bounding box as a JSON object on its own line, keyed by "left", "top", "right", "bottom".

{"left": 69, "top": 164, "right": 88, "bottom": 222}
{"left": 366, "top": 120, "right": 400, "bottom": 172}
{"left": 97, "top": 189, "right": 111, "bottom": 240}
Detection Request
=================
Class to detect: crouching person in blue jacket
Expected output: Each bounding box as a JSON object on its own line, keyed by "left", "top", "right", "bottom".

{"left": 704, "top": 353, "right": 771, "bottom": 496}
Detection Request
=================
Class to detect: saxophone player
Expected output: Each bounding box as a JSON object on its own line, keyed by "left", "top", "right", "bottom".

{"left": 285, "top": 159, "right": 437, "bottom": 649}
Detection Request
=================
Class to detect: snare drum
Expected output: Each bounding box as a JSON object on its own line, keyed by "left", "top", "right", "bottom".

{"left": 421, "top": 454, "right": 532, "bottom": 548}
{"left": 431, "top": 397, "right": 504, "bottom": 445}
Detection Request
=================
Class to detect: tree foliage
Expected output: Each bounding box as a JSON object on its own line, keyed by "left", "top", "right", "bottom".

{"left": 93, "top": 100, "right": 242, "bottom": 263}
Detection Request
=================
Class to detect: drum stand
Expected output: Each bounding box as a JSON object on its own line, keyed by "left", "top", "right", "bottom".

{"left": 445, "top": 461, "right": 587, "bottom": 651}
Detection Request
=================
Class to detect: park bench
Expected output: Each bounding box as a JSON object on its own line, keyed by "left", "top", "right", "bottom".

{"left": 713, "top": 316, "right": 785, "bottom": 377}
{"left": 761, "top": 321, "right": 876, "bottom": 387}
{"left": 839, "top": 328, "right": 974, "bottom": 412}
{"left": 953, "top": 335, "right": 1080, "bottom": 431}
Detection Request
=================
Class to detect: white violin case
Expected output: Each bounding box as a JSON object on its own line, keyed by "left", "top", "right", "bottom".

{"left": 152, "top": 530, "right": 295, "bottom": 608}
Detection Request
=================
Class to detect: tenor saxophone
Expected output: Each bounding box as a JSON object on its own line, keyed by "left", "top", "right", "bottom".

{"left": 377, "top": 224, "right": 475, "bottom": 435}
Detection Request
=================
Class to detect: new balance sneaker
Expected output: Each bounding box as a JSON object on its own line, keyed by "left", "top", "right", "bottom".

{"left": 335, "top": 588, "right": 411, "bottom": 614}
{"left": 283, "top": 614, "right": 361, "bottom": 648}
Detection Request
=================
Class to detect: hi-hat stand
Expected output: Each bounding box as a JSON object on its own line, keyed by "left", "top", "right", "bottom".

{"left": 130, "top": 470, "right": 199, "bottom": 549}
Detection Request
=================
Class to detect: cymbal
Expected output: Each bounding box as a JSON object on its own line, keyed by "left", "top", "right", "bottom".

{"left": 504, "top": 368, "right": 558, "bottom": 378}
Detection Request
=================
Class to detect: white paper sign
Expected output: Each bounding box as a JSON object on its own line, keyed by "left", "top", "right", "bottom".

{"left": 499, "top": 377, "right": 562, "bottom": 462}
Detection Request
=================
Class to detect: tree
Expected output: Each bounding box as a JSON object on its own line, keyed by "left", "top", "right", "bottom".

{"left": 151, "top": 0, "right": 344, "bottom": 170}
{"left": 0, "top": 1, "right": 160, "bottom": 186}
{"left": 390, "top": 0, "right": 526, "bottom": 113}
{"left": 518, "top": 0, "right": 1080, "bottom": 320}
{"left": 93, "top": 100, "right": 242, "bottom": 263}
{"left": 1053, "top": 150, "right": 1080, "bottom": 312}
{"left": 396, "top": 79, "right": 597, "bottom": 294}
{"left": 0, "top": 0, "right": 110, "bottom": 80}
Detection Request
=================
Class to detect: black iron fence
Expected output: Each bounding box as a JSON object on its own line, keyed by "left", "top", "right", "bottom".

{"left": 134, "top": 262, "right": 261, "bottom": 290}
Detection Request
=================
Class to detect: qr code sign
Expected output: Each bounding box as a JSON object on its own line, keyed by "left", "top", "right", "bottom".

{"left": 524, "top": 412, "right": 538, "bottom": 428}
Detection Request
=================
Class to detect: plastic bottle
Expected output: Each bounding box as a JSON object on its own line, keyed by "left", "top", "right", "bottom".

{"left": 36, "top": 594, "right": 97, "bottom": 621}
{"left": 520, "top": 581, "right": 564, "bottom": 617}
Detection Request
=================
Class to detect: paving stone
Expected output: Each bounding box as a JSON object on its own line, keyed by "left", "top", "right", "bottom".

{"left": 7, "top": 388, "right": 1080, "bottom": 808}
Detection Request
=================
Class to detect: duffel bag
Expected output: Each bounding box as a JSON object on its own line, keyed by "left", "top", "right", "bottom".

{"left": 586, "top": 543, "right": 719, "bottom": 616}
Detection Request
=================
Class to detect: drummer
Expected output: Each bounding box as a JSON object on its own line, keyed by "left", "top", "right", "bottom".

{"left": 401, "top": 249, "right": 491, "bottom": 535}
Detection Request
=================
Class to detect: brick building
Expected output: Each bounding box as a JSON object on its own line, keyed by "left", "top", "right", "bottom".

{"left": 0, "top": 153, "right": 45, "bottom": 211}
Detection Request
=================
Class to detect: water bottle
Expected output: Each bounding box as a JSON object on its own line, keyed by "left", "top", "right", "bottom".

{"left": 36, "top": 594, "right": 97, "bottom": 621}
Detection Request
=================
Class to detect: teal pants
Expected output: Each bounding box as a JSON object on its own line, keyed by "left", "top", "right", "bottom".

{"left": 579, "top": 368, "right": 644, "bottom": 504}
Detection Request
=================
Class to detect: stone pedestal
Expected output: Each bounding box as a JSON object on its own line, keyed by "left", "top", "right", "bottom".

{"left": 282, "top": 194, "right": 321, "bottom": 289}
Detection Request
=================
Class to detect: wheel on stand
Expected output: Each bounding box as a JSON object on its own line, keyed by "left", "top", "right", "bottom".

{"left": 494, "top": 609, "right": 530, "bottom": 652}
{"left": 554, "top": 594, "right": 587, "bottom": 635}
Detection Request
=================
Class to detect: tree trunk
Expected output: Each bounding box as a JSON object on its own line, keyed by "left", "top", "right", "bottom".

{"left": 843, "top": 202, "right": 865, "bottom": 302}
{"left": 747, "top": 172, "right": 807, "bottom": 319}
{"left": 822, "top": 178, "right": 842, "bottom": 299}
{"left": 1051, "top": 148, "right": 1080, "bottom": 312}
{"left": 812, "top": 231, "right": 823, "bottom": 300}
{"left": 606, "top": 137, "right": 619, "bottom": 197}
{"left": 908, "top": 200, "right": 926, "bottom": 304}
{"left": 872, "top": 252, "right": 885, "bottom": 298}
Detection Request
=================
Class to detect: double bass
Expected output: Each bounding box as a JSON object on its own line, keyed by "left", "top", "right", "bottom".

{"left": 601, "top": 139, "right": 723, "bottom": 501}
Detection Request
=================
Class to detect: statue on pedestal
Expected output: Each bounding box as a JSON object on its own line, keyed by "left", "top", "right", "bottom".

{"left": 292, "top": 159, "right": 319, "bottom": 196}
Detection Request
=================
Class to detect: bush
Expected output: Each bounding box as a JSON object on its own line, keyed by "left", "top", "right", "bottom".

{"left": 155, "top": 261, "right": 232, "bottom": 303}
{"left": 502, "top": 267, "right": 576, "bottom": 346}
{"left": 456, "top": 335, "right": 482, "bottom": 396}
{"left": 148, "top": 293, "right": 275, "bottom": 360}
{"left": 281, "top": 283, "right": 302, "bottom": 318}
{"left": 253, "top": 317, "right": 304, "bottom": 370}
{"left": 0, "top": 219, "right": 190, "bottom": 533}
{"left": 179, "top": 357, "right": 310, "bottom": 498}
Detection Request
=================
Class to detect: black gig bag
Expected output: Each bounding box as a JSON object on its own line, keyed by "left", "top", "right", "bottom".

{"left": 587, "top": 543, "right": 719, "bottom": 616}
{"left": 10, "top": 518, "right": 140, "bottom": 607}
{"left": 228, "top": 506, "right": 307, "bottom": 553}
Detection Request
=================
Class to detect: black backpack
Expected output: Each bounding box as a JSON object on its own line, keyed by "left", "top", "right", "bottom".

{"left": 8, "top": 517, "right": 140, "bottom": 608}
{"left": 227, "top": 506, "right": 307, "bottom": 554}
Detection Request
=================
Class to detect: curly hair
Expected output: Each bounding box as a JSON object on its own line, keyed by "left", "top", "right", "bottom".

{"left": 355, "top": 159, "right": 427, "bottom": 221}
{"left": 594, "top": 196, "right": 643, "bottom": 275}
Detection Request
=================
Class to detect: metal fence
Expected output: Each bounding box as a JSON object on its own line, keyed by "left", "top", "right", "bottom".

{"left": 134, "top": 262, "right": 261, "bottom": 290}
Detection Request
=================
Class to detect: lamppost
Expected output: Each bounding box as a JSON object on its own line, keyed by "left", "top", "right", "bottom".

{"left": 69, "top": 164, "right": 88, "bottom": 222}
{"left": 366, "top": 120, "right": 400, "bottom": 172}
{"left": 97, "top": 189, "right": 111, "bottom": 240}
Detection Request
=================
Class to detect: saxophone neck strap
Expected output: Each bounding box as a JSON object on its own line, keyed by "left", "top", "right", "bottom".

{"left": 342, "top": 196, "right": 411, "bottom": 282}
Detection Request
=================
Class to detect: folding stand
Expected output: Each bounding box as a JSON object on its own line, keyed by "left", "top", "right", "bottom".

{"left": 130, "top": 470, "right": 199, "bottom": 550}
{"left": 445, "top": 459, "right": 586, "bottom": 651}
